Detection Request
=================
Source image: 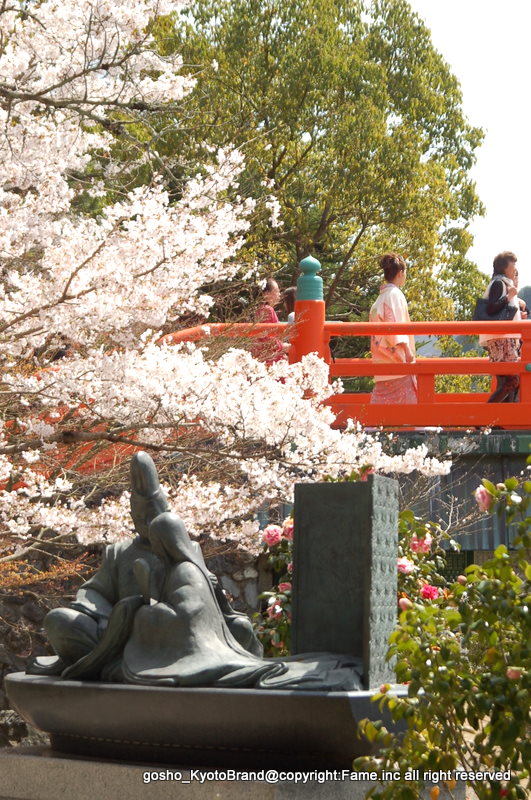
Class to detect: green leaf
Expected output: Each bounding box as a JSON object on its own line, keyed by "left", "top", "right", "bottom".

{"left": 363, "top": 721, "right": 378, "bottom": 743}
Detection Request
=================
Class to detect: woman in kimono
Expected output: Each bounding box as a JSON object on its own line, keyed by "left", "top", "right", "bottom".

{"left": 369, "top": 253, "right": 417, "bottom": 404}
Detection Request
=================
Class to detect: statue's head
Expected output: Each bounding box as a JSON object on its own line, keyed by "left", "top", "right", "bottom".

{"left": 129, "top": 451, "right": 169, "bottom": 539}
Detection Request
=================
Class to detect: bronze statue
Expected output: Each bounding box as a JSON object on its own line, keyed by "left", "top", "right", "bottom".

{"left": 29, "top": 453, "right": 361, "bottom": 691}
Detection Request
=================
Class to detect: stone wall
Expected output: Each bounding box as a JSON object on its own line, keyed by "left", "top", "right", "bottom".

{"left": 206, "top": 551, "right": 271, "bottom": 614}
{"left": 0, "top": 591, "right": 51, "bottom": 746}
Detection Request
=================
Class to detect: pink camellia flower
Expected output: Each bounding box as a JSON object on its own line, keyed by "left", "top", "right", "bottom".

{"left": 278, "top": 582, "right": 292, "bottom": 593}
{"left": 410, "top": 532, "right": 433, "bottom": 554}
{"left": 398, "top": 597, "right": 413, "bottom": 611}
{"left": 420, "top": 584, "right": 439, "bottom": 600}
{"left": 397, "top": 557, "right": 416, "bottom": 575}
{"left": 474, "top": 485, "right": 491, "bottom": 513}
{"left": 506, "top": 667, "right": 522, "bottom": 680}
{"left": 262, "top": 524, "right": 283, "bottom": 547}
{"left": 456, "top": 575, "right": 467, "bottom": 585}
{"left": 287, "top": 562, "right": 293, "bottom": 573}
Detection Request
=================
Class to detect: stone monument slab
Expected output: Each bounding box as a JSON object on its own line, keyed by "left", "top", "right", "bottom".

{"left": 291, "top": 476, "right": 398, "bottom": 688}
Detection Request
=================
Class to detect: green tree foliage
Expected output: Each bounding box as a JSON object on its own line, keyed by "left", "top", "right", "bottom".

{"left": 161, "top": 0, "right": 485, "bottom": 323}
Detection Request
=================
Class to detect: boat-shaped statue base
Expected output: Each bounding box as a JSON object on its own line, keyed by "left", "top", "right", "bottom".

{"left": 6, "top": 673, "right": 406, "bottom": 769}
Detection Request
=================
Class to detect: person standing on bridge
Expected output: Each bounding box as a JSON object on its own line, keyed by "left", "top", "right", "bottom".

{"left": 369, "top": 253, "right": 417, "bottom": 404}
{"left": 479, "top": 251, "right": 522, "bottom": 403}
{"left": 251, "top": 277, "right": 291, "bottom": 364}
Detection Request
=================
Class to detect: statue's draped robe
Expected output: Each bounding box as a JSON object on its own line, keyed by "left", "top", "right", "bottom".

{"left": 121, "top": 515, "right": 360, "bottom": 690}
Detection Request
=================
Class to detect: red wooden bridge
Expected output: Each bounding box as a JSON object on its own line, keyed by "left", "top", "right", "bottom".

{"left": 12, "top": 313, "right": 528, "bottom": 483}
{"left": 163, "top": 315, "right": 531, "bottom": 430}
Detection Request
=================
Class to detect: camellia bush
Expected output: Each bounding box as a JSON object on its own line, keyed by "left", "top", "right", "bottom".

{"left": 252, "top": 476, "right": 529, "bottom": 799}
{"left": 252, "top": 517, "right": 293, "bottom": 656}
{"left": 355, "top": 476, "right": 530, "bottom": 800}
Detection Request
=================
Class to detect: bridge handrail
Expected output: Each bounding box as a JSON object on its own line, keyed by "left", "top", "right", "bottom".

{"left": 160, "top": 319, "right": 531, "bottom": 375}
{"left": 161, "top": 319, "right": 531, "bottom": 342}
{"left": 329, "top": 358, "right": 531, "bottom": 376}
{"left": 323, "top": 320, "right": 531, "bottom": 335}
{"left": 160, "top": 306, "right": 531, "bottom": 427}
{"left": 159, "top": 322, "right": 288, "bottom": 346}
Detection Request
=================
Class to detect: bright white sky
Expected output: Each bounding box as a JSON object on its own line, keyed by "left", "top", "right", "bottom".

{"left": 407, "top": 0, "right": 531, "bottom": 286}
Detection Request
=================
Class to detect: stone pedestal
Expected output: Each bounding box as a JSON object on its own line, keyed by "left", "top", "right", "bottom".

{"left": 5, "top": 674, "right": 406, "bottom": 768}
{"left": 292, "top": 476, "right": 398, "bottom": 688}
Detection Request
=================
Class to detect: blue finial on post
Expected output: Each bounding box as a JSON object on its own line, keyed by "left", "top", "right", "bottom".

{"left": 297, "top": 256, "right": 323, "bottom": 301}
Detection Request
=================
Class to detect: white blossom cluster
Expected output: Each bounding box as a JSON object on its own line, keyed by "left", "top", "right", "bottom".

{"left": 3, "top": 347, "right": 451, "bottom": 552}
{"left": 0, "top": 0, "right": 191, "bottom": 262}
{"left": 1, "top": 154, "right": 254, "bottom": 354}
{"left": 0, "top": 0, "right": 191, "bottom": 112}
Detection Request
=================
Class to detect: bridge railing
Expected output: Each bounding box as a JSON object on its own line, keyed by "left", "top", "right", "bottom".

{"left": 319, "top": 319, "right": 531, "bottom": 428}
{"left": 286, "top": 255, "right": 531, "bottom": 429}
{"left": 160, "top": 254, "right": 531, "bottom": 429}
{"left": 161, "top": 318, "right": 531, "bottom": 429}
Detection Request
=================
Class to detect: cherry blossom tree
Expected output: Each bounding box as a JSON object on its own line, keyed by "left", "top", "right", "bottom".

{"left": 0, "top": 0, "right": 450, "bottom": 573}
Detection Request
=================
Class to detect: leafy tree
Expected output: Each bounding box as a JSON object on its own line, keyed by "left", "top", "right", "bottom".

{"left": 163, "top": 0, "right": 485, "bottom": 321}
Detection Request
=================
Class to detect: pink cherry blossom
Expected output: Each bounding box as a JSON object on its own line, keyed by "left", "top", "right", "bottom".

{"left": 0, "top": 0, "right": 454, "bottom": 564}
{"left": 397, "top": 557, "right": 416, "bottom": 575}
{"left": 420, "top": 584, "right": 439, "bottom": 600}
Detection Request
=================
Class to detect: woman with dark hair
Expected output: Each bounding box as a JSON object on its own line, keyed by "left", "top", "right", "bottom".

{"left": 369, "top": 253, "right": 417, "bottom": 404}
{"left": 255, "top": 278, "right": 282, "bottom": 324}
{"left": 479, "top": 251, "right": 522, "bottom": 402}
{"left": 251, "top": 277, "right": 290, "bottom": 363}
